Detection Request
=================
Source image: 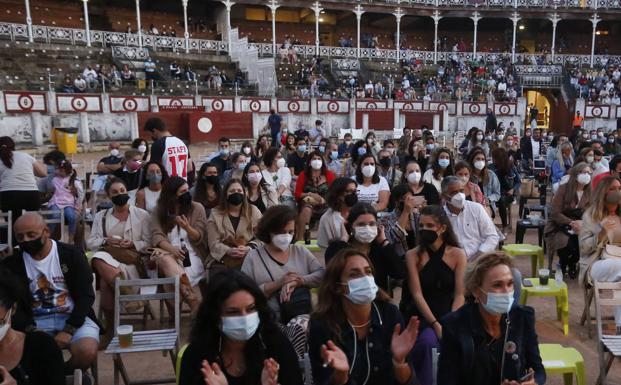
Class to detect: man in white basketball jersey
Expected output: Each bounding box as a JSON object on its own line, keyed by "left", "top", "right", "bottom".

{"left": 144, "top": 118, "right": 194, "bottom": 180}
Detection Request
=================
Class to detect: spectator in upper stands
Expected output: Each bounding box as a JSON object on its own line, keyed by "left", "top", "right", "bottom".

{"left": 7, "top": 212, "right": 99, "bottom": 371}
{"left": 0, "top": 136, "right": 47, "bottom": 227}
{"left": 354, "top": 153, "right": 390, "bottom": 212}
{"left": 184, "top": 64, "right": 196, "bottom": 82}
{"left": 267, "top": 109, "right": 283, "bottom": 149}
{"left": 82, "top": 65, "right": 98, "bottom": 89}
{"left": 144, "top": 58, "right": 157, "bottom": 82}
{"left": 120, "top": 64, "right": 135, "bottom": 84}
{"left": 108, "top": 64, "right": 122, "bottom": 89}
{"left": 73, "top": 74, "right": 87, "bottom": 92}
{"left": 423, "top": 147, "right": 454, "bottom": 193}
{"left": 441, "top": 176, "right": 499, "bottom": 260}
{"left": 288, "top": 136, "right": 308, "bottom": 177}
{"left": 210, "top": 137, "right": 232, "bottom": 179}
{"left": 170, "top": 62, "right": 182, "bottom": 80}
{"left": 135, "top": 161, "right": 168, "bottom": 213}
{"left": 262, "top": 148, "right": 294, "bottom": 208}
{"left": 149, "top": 24, "right": 159, "bottom": 35}
{"left": 151, "top": 177, "right": 206, "bottom": 312}
{"left": 47, "top": 160, "right": 84, "bottom": 244}
{"left": 338, "top": 133, "right": 354, "bottom": 158}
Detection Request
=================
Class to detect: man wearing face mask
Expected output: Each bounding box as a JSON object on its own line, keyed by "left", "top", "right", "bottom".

{"left": 378, "top": 149, "right": 402, "bottom": 188}
{"left": 113, "top": 150, "right": 145, "bottom": 197}
{"left": 326, "top": 143, "right": 343, "bottom": 177}
{"left": 210, "top": 137, "right": 233, "bottom": 180}
{"left": 4, "top": 212, "right": 100, "bottom": 371}
{"left": 338, "top": 133, "right": 354, "bottom": 159}
{"left": 520, "top": 129, "right": 542, "bottom": 175}
{"left": 441, "top": 176, "right": 499, "bottom": 260}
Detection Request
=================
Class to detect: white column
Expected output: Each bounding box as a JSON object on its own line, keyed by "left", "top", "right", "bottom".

{"left": 182, "top": 0, "right": 189, "bottom": 53}
{"left": 511, "top": 12, "right": 520, "bottom": 62}
{"left": 268, "top": 0, "right": 279, "bottom": 58}
{"left": 135, "top": 0, "right": 142, "bottom": 48}
{"left": 312, "top": 1, "right": 322, "bottom": 56}
{"left": 550, "top": 13, "right": 560, "bottom": 60}
{"left": 354, "top": 5, "right": 364, "bottom": 58}
{"left": 590, "top": 13, "right": 600, "bottom": 68}
{"left": 82, "top": 0, "right": 91, "bottom": 47}
{"left": 471, "top": 11, "right": 481, "bottom": 57}
{"left": 222, "top": 0, "right": 235, "bottom": 53}
{"left": 432, "top": 11, "right": 441, "bottom": 64}
{"left": 394, "top": 8, "right": 404, "bottom": 62}
{"left": 24, "top": 0, "right": 33, "bottom": 43}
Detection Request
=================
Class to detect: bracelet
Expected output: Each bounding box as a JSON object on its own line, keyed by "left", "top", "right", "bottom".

{"left": 431, "top": 320, "right": 439, "bottom": 326}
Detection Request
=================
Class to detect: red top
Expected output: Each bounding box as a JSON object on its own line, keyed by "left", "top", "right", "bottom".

{"left": 294, "top": 170, "right": 335, "bottom": 201}
{"left": 592, "top": 171, "right": 611, "bottom": 189}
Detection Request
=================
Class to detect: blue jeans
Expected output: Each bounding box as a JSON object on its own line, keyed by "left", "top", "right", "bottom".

{"left": 48, "top": 205, "right": 78, "bottom": 236}
{"left": 36, "top": 313, "right": 100, "bottom": 343}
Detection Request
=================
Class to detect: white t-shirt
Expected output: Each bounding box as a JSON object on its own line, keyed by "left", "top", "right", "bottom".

{"left": 354, "top": 176, "right": 390, "bottom": 205}
{"left": 262, "top": 168, "right": 292, "bottom": 197}
{"left": 23, "top": 240, "right": 75, "bottom": 316}
{"left": 154, "top": 136, "right": 189, "bottom": 179}
{"left": 0, "top": 151, "right": 38, "bottom": 192}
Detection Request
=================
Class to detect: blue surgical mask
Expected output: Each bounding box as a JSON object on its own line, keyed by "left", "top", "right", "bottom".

{"left": 344, "top": 276, "right": 378, "bottom": 305}
{"left": 319, "top": 146, "right": 326, "bottom": 153}
{"left": 426, "top": 143, "right": 435, "bottom": 150}
{"left": 297, "top": 145, "right": 307, "bottom": 153}
{"left": 220, "top": 148, "right": 230, "bottom": 156}
{"left": 238, "top": 162, "right": 247, "bottom": 171}
{"left": 220, "top": 312, "right": 260, "bottom": 341}
{"left": 46, "top": 165, "right": 56, "bottom": 175}
{"left": 438, "top": 158, "right": 450, "bottom": 168}
{"left": 357, "top": 147, "right": 367, "bottom": 156}
{"left": 331, "top": 151, "right": 339, "bottom": 160}
{"left": 481, "top": 291, "right": 515, "bottom": 315}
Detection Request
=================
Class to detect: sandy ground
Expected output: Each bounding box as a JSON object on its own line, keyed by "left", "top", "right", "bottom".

{"left": 30, "top": 144, "right": 621, "bottom": 385}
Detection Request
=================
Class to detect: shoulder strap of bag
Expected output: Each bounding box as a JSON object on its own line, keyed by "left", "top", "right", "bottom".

{"left": 257, "top": 248, "right": 276, "bottom": 282}
{"left": 102, "top": 208, "right": 111, "bottom": 239}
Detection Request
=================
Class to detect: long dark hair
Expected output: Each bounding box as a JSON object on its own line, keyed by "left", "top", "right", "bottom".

{"left": 351, "top": 140, "right": 367, "bottom": 164}
{"left": 131, "top": 138, "right": 150, "bottom": 161}
{"left": 304, "top": 150, "right": 328, "bottom": 182}
{"left": 193, "top": 162, "right": 220, "bottom": 206}
{"left": 312, "top": 248, "right": 390, "bottom": 338}
{"left": 467, "top": 146, "right": 489, "bottom": 184}
{"left": 430, "top": 147, "right": 454, "bottom": 180}
{"left": 355, "top": 153, "right": 380, "bottom": 184}
{"left": 491, "top": 147, "right": 512, "bottom": 176}
{"left": 139, "top": 161, "right": 169, "bottom": 189}
{"left": 57, "top": 160, "right": 78, "bottom": 191}
{"left": 242, "top": 161, "right": 271, "bottom": 197}
{"left": 0, "top": 136, "right": 15, "bottom": 168}
{"left": 326, "top": 177, "right": 357, "bottom": 211}
{"left": 190, "top": 269, "right": 279, "bottom": 381}
{"left": 417, "top": 204, "right": 460, "bottom": 249}
{"left": 345, "top": 202, "right": 376, "bottom": 235}
{"left": 156, "top": 176, "right": 192, "bottom": 233}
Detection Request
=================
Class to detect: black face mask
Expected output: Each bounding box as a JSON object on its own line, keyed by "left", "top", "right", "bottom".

{"left": 379, "top": 157, "right": 392, "bottom": 168}
{"left": 418, "top": 229, "right": 439, "bottom": 245}
{"left": 111, "top": 193, "right": 130, "bottom": 207}
{"left": 227, "top": 192, "right": 244, "bottom": 206}
{"left": 178, "top": 191, "right": 192, "bottom": 206}
{"left": 203, "top": 175, "right": 219, "bottom": 185}
{"left": 344, "top": 192, "right": 358, "bottom": 207}
{"left": 19, "top": 236, "right": 45, "bottom": 255}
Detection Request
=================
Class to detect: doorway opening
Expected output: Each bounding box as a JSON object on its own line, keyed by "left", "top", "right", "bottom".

{"left": 525, "top": 90, "right": 552, "bottom": 129}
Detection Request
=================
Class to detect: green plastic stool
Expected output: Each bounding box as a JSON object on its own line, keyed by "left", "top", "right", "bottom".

{"left": 539, "top": 344, "right": 585, "bottom": 385}
{"left": 502, "top": 244, "right": 544, "bottom": 277}
{"left": 176, "top": 343, "right": 189, "bottom": 385}
{"left": 295, "top": 239, "right": 321, "bottom": 253}
{"left": 521, "top": 278, "right": 569, "bottom": 335}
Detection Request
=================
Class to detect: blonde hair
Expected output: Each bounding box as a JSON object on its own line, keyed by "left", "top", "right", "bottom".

{"left": 586, "top": 175, "right": 621, "bottom": 223}
{"left": 464, "top": 252, "right": 515, "bottom": 303}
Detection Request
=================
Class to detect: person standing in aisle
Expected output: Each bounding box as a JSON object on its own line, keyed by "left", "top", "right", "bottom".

{"left": 145, "top": 117, "right": 194, "bottom": 180}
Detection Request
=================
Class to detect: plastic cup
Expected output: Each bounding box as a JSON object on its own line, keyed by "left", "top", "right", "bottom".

{"left": 117, "top": 325, "right": 133, "bottom": 348}
{"left": 538, "top": 268, "right": 550, "bottom": 286}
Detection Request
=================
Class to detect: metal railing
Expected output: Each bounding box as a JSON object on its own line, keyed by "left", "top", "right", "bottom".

{"left": 333, "top": 0, "right": 620, "bottom": 9}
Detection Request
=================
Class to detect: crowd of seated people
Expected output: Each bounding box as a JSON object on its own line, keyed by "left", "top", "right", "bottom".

{"left": 3, "top": 113, "right": 621, "bottom": 384}
{"left": 568, "top": 64, "right": 621, "bottom": 104}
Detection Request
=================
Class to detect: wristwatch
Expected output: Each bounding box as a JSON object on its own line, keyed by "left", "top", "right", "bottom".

{"left": 63, "top": 324, "right": 77, "bottom": 336}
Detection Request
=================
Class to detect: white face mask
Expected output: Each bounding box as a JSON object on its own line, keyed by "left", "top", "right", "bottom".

{"left": 271, "top": 233, "right": 293, "bottom": 251}
{"left": 311, "top": 159, "right": 323, "bottom": 170}
{"left": 276, "top": 158, "right": 286, "bottom": 169}
{"left": 110, "top": 149, "right": 120, "bottom": 157}
{"left": 0, "top": 309, "right": 11, "bottom": 342}
{"left": 362, "top": 165, "right": 376, "bottom": 178}
{"left": 407, "top": 171, "right": 421, "bottom": 184}
{"left": 507, "top": 140, "right": 514, "bottom": 147}
{"left": 449, "top": 192, "right": 466, "bottom": 209}
{"left": 458, "top": 175, "right": 470, "bottom": 185}
{"left": 497, "top": 134, "right": 504, "bottom": 141}
{"left": 474, "top": 160, "right": 486, "bottom": 170}
{"left": 586, "top": 156, "right": 594, "bottom": 164}
{"left": 481, "top": 291, "right": 515, "bottom": 315}
{"left": 221, "top": 312, "right": 260, "bottom": 341}
{"left": 243, "top": 147, "right": 252, "bottom": 155}
{"left": 577, "top": 173, "right": 591, "bottom": 185}
{"left": 353, "top": 225, "right": 378, "bottom": 244}
{"left": 344, "top": 276, "right": 378, "bottom": 305}
{"left": 137, "top": 145, "right": 147, "bottom": 153}
{"left": 247, "top": 172, "right": 262, "bottom": 185}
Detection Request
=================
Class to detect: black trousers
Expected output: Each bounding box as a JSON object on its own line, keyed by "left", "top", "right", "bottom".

{"left": 496, "top": 195, "right": 513, "bottom": 227}
{"left": 557, "top": 233, "right": 580, "bottom": 272}
{"left": 0, "top": 190, "right": 41, "bottom": 242}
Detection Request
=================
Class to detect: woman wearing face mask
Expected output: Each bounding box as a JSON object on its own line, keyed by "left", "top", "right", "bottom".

{"left": 206, "top": 179, "right": 262, "bottom": 276}
{"left": 192, "top": 162, "right": 220, "bottom": 216}
{"left": 459, "top": 127, "right": 479, "bottom": 157}
{"left": 422, "top": 148, "right": 454, "bottom": 193}
{"left": 365, "top": 132, "right": 382, "bottom": 158}
{"left": 152, "top": 176, "right": 208, "bottom": 312}
{"left": 454, "top": 161, "right": 488, "bottom": 211}
{"left": 136, "top": 161, "right": 168, "bottom": 213}
{"left": 256, "top": 135, "right": 270, "bottom": 160}
{"left": 179, "top": 269, "right": 303, "bottom": 385}
{"left": 131, "top": 138, "right": 150, "bottom": 161}
{"left": 403, "top": 205, "right": 467, "bottom": 385}
{"left": 467, "top": 129, "right": 490, "bottom": 158}
{"left": 354, "top": 153, "right": 390, "bottom": 212}
{"left": 242, "top": 206, "right": 324, "bottom": 323}
{"left": 402, "top": 160, "right": 440, "bottom": 205}
{"left": 47, "top": 160, "right": 84, "bottom": 244}
{"left": 0, "top": 269, "right": 65, "bottom": 385}
{"left": 242, "top": 162, "right": 278, "bottom": 214}
{"left": 575, "top": 147, "right": 595, "bottom": 166}
{"left": 309, "top": 248, "right": 420, "bottom": 385}
{"left": 544, "top": 163, "right": 592, "bottom": 278}
{"left": 379, "top": 184, "right": 421, "bottom": 259}
{"left": 579, "top": 176, "right": 621, "bottom": 333}
{"left": 550, "top": 142, "right": 574, "bottom": 192}
{"left": 294, "top": 150, "right": 335, "bottom": 241}
{"left": 317, "top": 178, "right": 358, "bottom": 250}
{"left": 326, "top": 203, "right": 406, "bottom": 291}
{"left": 283, "top": 134, "right": 297, "bottom": 162}
{"left": 342, "top": 140, "right": 368, "bottom": 178}
{"left": 240, "top": 140, "right": 258, "bottom": 163}
{"left": 221, "top": 153, "right": 248, "bottom": 187}
{"left": 405, "top": 139, "right": 429, "bottom": 172}
{"left": 262, "top": 148, "right": 295, "bottom": 209}
{"left": 438, "top": 252, "right": 545, "bottom": 385}
{"left": 87, "top": 178, "right": 152, "bottom": 346}
{"left": 468, "top": 147, "right": 501, "bottom": 212}
{"left": 502, "top": 135, "right": 521, "bottom": 167}
{"left": 488, "top": 148, "right": 521, "bottom": 234}
{"left": 604, "top": 133, "right": 621, "bottom": 156}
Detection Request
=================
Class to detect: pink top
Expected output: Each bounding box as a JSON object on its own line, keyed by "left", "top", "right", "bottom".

{"left": 48, "top": 176, "right": 81, "bottom": 209}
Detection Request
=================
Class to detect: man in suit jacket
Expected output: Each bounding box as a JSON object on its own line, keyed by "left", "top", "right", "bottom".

{"left": 3, "top": 212, "right": 99, "bottom": 371}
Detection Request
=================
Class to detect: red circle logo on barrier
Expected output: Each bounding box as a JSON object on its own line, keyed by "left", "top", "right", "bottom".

{"left": 366, "top": 102, "right": 377, "bottom": 109}
{"left": 288, "top": 101, "right": 300, "bottom": 112}
{"left": 469, "top": 103, "right": 481, "bottom": 114}
{"left": 122, "top": 98, "right": 138, "bottom": 111}
{"left": 212, "top": 99, "right": 224, "bottom": 111}
{"left": 499, "top": 104, "right": 511, "bottom": 115}
{"left": 437, "top": 103, "right": 448, "bottom": 111}
{"left": 327, "top": 101, "right": 339, "bottom": 113}
{"left": 249, "top": 100, "right": 262, "bottom": 112}
{"left": 71, "top": 96, "right": 88, "bottom": 112}
{"left": 17, "top": 94, "right": 34, "bottom": 111}
{"left": 403, "top": 103, "right": 413, "bottom": 110}
{"left": 592, "top": 106, "right": 602, "bottom": 117}
{"left": 170, "top": 99, "right": 183, "bottom": 107}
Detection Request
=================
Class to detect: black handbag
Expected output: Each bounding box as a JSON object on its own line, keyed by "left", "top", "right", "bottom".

{"left": 257, "top": 248, "right": 312, "bottom": 324}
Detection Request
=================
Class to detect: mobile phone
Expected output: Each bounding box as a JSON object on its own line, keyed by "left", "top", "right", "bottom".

{"left": 522, "top": 279, "right": 533, "bottom": 287}
{"left": 519, "top": 370, "right": 534, "bottom": 382}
